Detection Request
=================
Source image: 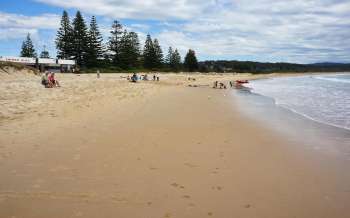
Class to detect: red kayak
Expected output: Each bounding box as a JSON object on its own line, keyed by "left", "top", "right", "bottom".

{"left": 235, "top": 80, "right": 249, "bottom": 84}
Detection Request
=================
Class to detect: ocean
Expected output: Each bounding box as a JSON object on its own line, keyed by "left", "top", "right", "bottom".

{"left": 246, "top": 74, "right": 350, "bottom": 131}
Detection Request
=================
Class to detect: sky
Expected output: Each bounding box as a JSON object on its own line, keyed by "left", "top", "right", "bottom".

{"left": 0, "top": 0, "right": 349, "bottom": 64}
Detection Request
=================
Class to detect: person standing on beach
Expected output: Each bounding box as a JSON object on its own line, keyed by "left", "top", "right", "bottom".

{"left": 97, "top": 70, "right": 100, "bottom": 78}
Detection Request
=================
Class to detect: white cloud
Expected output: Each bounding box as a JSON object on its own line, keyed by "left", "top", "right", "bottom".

{"left": 0, "top": 28, "right": 38, "bottom": 40}
{"left": 0, "top": 11, "right": 60, "bottom": 42}
{"left": 0, "top": 12, "right": 60, "bottom": 30}
{"left": 0, "top": 12, "right": 60, "bottom": 55}
{"left": 2, "top": 0, "right": 350, "bottom": 63}
{"left": 153, "top": 0, "right": 350, "bottom": 63}
{"left": 34, "top": 0, "right": 350, "bottom": 62}
{"left": 35, "top": 0, "right": 217, "bottom": 20}
{"left": 129, "top": 24, "right": 150, "bottom": 31}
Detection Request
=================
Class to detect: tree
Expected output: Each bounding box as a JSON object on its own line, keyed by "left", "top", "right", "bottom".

{"left": 118, "top": 30, "right": 141, "bottom": 69}
{"left": 128, "top": 31, "right": 141, "bottom": 68}
{"left": 143, "top": 34, "right": 155, "bottom": 69}
{"left": 165, "top": 47, "right": 182, "bottom": 71}
{"left": 184, "top": 49, "right": 198, "bottom": 72}
{"left": 55, "top": 10, "right": 73, "bottom": 59}
{"left": 40, "top": 46, "right": 50, "bottom": 58}
{"left": 153, "top": 39, "right": 163, "bottom": 68}
{"left": 86, "top": 16, "right": 104, "bottom": 67}
{"left": 20, "top": 33, "right": 37, "bottom": 58}
{"left": 108, "top": 20, "right": 123, "bottom": 66}
{"left": 165, "top": 46, "right": 173, "bottom": 66}
{"left": 72, "top": 11, "right": 89, "bottom": 67}
{"left": 171, "top": 49, "right": 182, "bottom": 71}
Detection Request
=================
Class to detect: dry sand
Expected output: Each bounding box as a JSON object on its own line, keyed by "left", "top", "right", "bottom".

{"left": 0, "top": 70, "right": 349, "bottom": 218}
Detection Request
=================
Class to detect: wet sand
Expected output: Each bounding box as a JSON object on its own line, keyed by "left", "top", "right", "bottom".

{"left": 1, "top": 72, "right": 350, "bottom": 218}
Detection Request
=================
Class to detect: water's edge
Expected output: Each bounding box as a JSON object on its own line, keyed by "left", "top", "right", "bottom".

{"left": 246, "top": 73, "right": 350, "bottom": 131}
{"left": 232, "top": 86, "right": 350, "bottom": 158}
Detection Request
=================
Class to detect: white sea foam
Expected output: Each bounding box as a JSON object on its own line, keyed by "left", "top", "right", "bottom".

{"left": 247, "top": 74, "right": 350, "bottom": 131}
{"left": 314, "top": 76, "right": 350, "bottom": 84}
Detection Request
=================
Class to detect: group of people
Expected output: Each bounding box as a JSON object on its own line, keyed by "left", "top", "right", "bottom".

{"left": 213, "top": 80, "right": 249, "bottom": 89}
{"left": 213, "top": 81, "right": 227, "bottom": 89}
{"left": 41, "top": 71, "right": 60, "bottom": 88}
{"left": 127, "top": 73, "right": 160, "bottom": 83}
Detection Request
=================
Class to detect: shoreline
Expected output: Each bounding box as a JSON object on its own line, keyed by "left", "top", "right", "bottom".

{"left": 243, "top": 85, "right": 350, "bottom": 132}
{"left": 1, "top": 72, "right": 350, "bottom": 217}
{"left": 233, "top": 88, "right": 350, "bottom": 153}
{"left": 241, "top": 74, "right": 350, "bottom": 132}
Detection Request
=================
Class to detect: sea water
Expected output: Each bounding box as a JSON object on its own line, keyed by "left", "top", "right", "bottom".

{"left": 246, "top": 74, "right": 350, "bottom": 131}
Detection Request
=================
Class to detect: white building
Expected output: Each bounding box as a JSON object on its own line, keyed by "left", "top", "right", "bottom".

{"left": 0, "top": 56, "right": 75, "bottom": 72}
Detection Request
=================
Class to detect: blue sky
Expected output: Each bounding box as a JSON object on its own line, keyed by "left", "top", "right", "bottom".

{"left": 0, "top": 0, "right": 349, "bottom": 63}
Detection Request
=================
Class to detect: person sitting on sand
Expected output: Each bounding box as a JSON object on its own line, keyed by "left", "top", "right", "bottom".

{"left": 48, "top": 72, "right": 60, "bottom": 87}
{"left": 131, "top": 73, "right": 138, "bottom": 83}
{"left": 41, "top": 71, "right": 51, "bottom": 88}
{"left": 219, "top": 82, "right": 227, "bottom": 89}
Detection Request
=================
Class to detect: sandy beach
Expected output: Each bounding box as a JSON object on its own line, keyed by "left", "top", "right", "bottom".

{"left": 1, "top": 70, "right": 350, "bottom": 218}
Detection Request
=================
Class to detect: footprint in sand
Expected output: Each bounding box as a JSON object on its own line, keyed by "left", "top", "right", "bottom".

{"left": 171, "top": 183, "right": 179, "bottom": 188}
{"left": 182, "top": 195, "right": 191, "bottom": 199}
{"left": 164, "top": 213, "right": 172, "bottom": 218}
{"left": 1, "top": 151, "right": 13, "bottom": 159}
{"left": 74, "top": 211, "right": 83, "bottom": 217}
{"left": 171, "top": 183, "right": 185, "bottom": 189}
{"left": 212, "top": 186, "right": 223, "bottom": 191}
{"left": 32, "top": 144, "right": 41, "bottom": 150}
{"left": 188, "top": 203, "right": 195, "bottom": 207}
{"left": 208, "top": 212, "right": 213, "bottom": 216}
{"left": 212, "top": 167, "right": 220, "bottom": 174}
{"left": 111, "top": 196, "right": 128, "bottom": 203}
{"left": 244, "top": 204, "right": 252, "bottom": 208}
{"left": 32, "top": 184, "right": 41, "bottom": 189}
{"left": 184, "top": 163, "right": 198, "bottom": 168}
{"left": 73, "top": 154, "right": 81, "bottom": 160}
{"left": 32, "top": 178, "right": 45, "bottom": 188}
